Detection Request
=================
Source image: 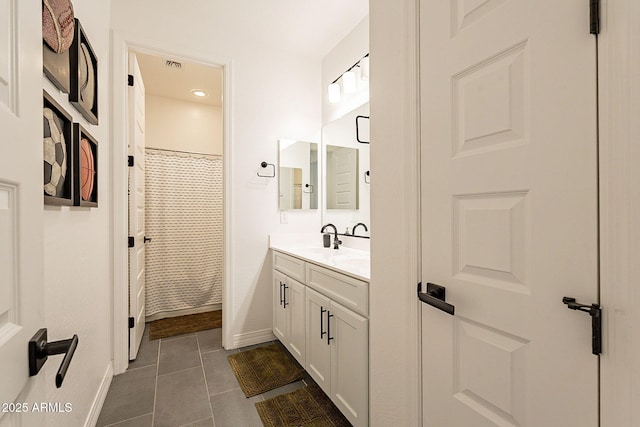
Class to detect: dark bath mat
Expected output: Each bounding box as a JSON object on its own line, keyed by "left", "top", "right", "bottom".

{"left": 256, "top": 383, "right": 352, "bottom": 427}
{"left": 148, "top": 310, "right": 222, "bottom": 340}
{"left": 227, "top": 343, "right": 304, "bottom": 397}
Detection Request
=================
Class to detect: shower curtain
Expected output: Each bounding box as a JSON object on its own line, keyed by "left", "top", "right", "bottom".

{"left": 144, "top": 148, "right": 223, "bottom": 320}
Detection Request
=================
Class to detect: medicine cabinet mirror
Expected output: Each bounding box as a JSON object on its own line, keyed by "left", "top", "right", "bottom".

{"left": 278, "top": 140, "right": 318, "bottom": 210}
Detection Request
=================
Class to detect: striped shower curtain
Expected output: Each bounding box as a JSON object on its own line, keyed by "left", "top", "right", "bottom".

{"left": 144, "top": 148, "right": 223, "bottom": 320}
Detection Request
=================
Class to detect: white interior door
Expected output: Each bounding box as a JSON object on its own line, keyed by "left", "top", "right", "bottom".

{"left": 419, "top": 1, "right": 599, "bottom": 426}
{"left": 0, "top": 0, "right": 45, "bottom": 420}
{"left": 328, "top": 147, "right": 358, "bottom": 209}
{"left": 128, "top": 53, "right": 146, "bottom": 360}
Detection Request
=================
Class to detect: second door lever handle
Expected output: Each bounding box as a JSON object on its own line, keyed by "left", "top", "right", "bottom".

{"left": 418, "top": 282, "right": 455, "bottom": 315}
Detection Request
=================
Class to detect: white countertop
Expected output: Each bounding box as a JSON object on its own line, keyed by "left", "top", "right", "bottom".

{"left": 270, "top": 235, "right": 370, "bottom": 281}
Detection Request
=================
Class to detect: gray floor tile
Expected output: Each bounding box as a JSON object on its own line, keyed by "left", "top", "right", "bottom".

{"left": 197, "top": 328, "right": 222, "bottom": 354}
{"left": 260, "top": 379, "right": 306, "bottom": 401}
{"left": 96, "top": 366, "right": 156, "bottom": 427}
{"left": 202, "top": 350, "right": 241, "bottom": 395}
{"left": 180, "top": 417, "right": 214, "bottom": 427}
{"left": 161, "top": 332, "right": 196, "bottom": 342}
{"left": 210, "top": 389, "right": 263, "bottom": 427}
{"left": 158, "top": 335, "right": 202, "bottom": 375}
{"left": 129, "top": 335, "right": 159, "bottom": 370}
{"left": 154, "top": 367, "right": 212, "bottom": 427}
{"left": 103, "top": 413, "right": 152, "bottom": 427}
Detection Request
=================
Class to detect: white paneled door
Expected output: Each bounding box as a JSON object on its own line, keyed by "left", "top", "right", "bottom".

{"left": 128, "top": 53, "right": 146, "bottom": 360}
{"left": 0, "top": 0, "right": 45, "bottom": 421}
{"left": 419, "top": 1, "right": 599, "bottom": 426}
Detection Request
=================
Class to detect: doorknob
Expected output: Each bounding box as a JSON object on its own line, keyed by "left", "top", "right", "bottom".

{"left": 417, "top": 282, "right": 455, "bottom": 315}
{"left": 144, "top": 236, "right": 152, "bottom": 243}
{"left": 29, "top": 328, "right": 79, "bottom": 388}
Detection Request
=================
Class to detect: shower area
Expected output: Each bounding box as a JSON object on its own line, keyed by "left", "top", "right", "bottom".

{"left": 136, "top": 53, "right": 224, "bottom": 323}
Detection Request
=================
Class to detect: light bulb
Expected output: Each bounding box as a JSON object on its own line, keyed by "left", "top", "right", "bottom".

{"left": 359, "top": 57, "right": 369, "bottom": 81}
{"left": 342, "top": 70, "right": 357, "bottom": 93}
{"left": 328, "top": 83, "right": 341, "bottom": 104}
{"left": 191, "top": 89, "right": 207, "bottom": 97}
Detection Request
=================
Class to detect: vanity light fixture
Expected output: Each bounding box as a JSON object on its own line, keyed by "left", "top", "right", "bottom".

{"left": 191, "top": 89, "right": 207, "bottom": 97}
{"left": 342, "top": 70, "right": 357, "bottom": 94}
{"left": 326, "top": 53, "right": 369, "bottom": 104}
{"left": 359, "top": 57, "right": 369, "bottom": 81}
{"left": 328, "top": 83, "right": 341, "bottom": 104}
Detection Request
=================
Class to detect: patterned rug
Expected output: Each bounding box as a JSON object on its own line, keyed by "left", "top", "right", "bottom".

{"left": 227, "top": 343, "right": 304, "bottom": 397}
{"left": 256, "top": 384, "right": 351, "bottom": 427}
{"left": 148, "top": 310, "right": 222, "bottom": 340}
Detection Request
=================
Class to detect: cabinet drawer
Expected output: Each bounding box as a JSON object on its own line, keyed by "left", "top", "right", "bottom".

{"left": 306, "top": 264, "right": 368, "bottom": 316}
{"left": 273, "top": 251, "right": 306, "bottom": 283}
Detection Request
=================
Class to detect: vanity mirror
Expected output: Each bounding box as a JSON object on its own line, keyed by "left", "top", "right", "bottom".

{"left": 278, "top": 140, "right": 318, "bottom": 210}
{"left": 322, "top": 102, "right": 370, "bottom": 237}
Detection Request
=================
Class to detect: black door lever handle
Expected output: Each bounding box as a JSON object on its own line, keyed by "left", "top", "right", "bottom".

{"left": 418, "top": 282, "right": 455, "bottom": 315}
{"left": 29, "top": 328, "right": 79, "bottom": 388}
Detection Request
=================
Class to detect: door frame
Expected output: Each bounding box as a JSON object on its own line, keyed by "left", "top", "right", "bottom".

{"left": 598, "top": 0, "right": 640, "bottom": 425}
{"left": 110, "top": 31, "right": 234, "bottom": 375}
{"left": 368, "top": 0, "right": 640, "bottom": 425}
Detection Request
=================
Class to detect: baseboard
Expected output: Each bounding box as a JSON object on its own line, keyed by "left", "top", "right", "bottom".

{"left": 145, "top": 304, "right": 222, "bottom": 322}
{"left": 232, "top": 328, "right": 276, "bottom": 349}
{"left": 84, "top": 362, "right": 113, "bottom": 427}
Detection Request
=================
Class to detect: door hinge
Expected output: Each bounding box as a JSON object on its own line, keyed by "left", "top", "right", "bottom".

{"left": 590, "top": 0, "right": 600, "bottom": 35}
{"left": 128, "top": 74, "right": 134, "bottom": 86}
{"left": 562, "top": 297, "right": 602, "bottom": 355}
{"left": 128, "top": 236, "right": 134, "bottom": 248}
{"left": 128, "top": 155, "right": 134, "bottom": 167}
{"left": 128, "top": 317, "right": 135, "bottom": 328}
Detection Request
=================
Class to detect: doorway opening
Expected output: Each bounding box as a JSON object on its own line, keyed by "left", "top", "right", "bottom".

{"left": 128, "top": 50, "right": 225, "bottom": 360}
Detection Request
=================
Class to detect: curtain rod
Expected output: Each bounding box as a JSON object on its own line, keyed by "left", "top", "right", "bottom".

{"left": 145, "top": 147, "right": 222, "bottom": 157}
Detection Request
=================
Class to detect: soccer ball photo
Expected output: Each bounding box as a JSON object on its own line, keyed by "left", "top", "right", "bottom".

{"left": 43, "top": 107, "right": 67, "bottom": 197}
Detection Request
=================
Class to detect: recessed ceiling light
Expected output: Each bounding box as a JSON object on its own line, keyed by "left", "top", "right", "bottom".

{"left": 191, "top": 89, "right": 207, "bottom": 97}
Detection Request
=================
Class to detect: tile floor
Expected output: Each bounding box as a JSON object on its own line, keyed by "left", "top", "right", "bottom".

{"left": 96, "top": 326, "right": 309, "bottom": 427}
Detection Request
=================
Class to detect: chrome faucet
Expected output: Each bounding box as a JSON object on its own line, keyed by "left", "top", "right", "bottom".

{"left": 352, "top": 222, "right": 368, "bottom": 236}
{"left": 320, "top": 223, "right": 342, "bottom": 249}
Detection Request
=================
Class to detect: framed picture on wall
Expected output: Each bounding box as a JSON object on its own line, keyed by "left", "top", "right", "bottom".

{"left": 72, "top": 123, "right": 98, "bottom": 207}
{"left": 69, "top": 18, "right": 99, "bottom": 125}
{"left": 43, "top": 90, "right": 74, "bottom": 206}
{"left": 43, "top": 44, "right": 71, "bottom": 93}
{"left": 42, "top": 0, "right": 75, "bottom": 93}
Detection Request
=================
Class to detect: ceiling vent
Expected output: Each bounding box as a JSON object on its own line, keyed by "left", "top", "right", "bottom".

{"left": 165, "top": 60, "right": 182, "bottom": 69}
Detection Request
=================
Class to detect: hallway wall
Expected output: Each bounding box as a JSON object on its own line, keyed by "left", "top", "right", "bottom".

{"left": 41, "top": 0, "right": 113, "bottom": 425}
{"left": 110, "top": 0, "right": 322, "bottom": 347}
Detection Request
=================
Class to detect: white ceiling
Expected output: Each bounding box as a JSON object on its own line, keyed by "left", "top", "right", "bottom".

{"left": 136, "top": 53, "right": 224, "bottom": 107}
{"left": 134, "top": 1, "right": 368, "bottom": 107}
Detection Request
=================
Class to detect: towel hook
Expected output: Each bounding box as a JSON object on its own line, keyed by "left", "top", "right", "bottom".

{"left": 257, "top": 161, "right": 276, "bottom": 178}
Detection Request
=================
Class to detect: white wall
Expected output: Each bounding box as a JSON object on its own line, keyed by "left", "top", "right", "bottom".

{"left": 146, "top": 94, "right": 222, "bottom": 155}
{"left": 110, "top": 0, "right": 322, "bottom": 348}
{"left": 41, "top": 1, "right": 113, "bottom": 425}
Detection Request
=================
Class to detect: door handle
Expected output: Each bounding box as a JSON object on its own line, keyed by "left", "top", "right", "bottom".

{"left": 562, "top": 297, "right": 602, "bottom": 355}
{"left": 326, "top": 310, "right": 334, "bottom": 345}
{"left": 320, "top": 306, "right": 327, "bottom": 338}
{"left": 417, "top": 282, "right": 455, "bottom": 315}
{"left": 143, "top": 236, "right": 152, "bottom": 243}
{"left": 279, "top": 282, "right": 283, "bottom": 306}
{"left": 29, "top": 328, "right": 79, "bottom": 388}
{"left": 283, "top": 284, "right": 289, "bottom": 308}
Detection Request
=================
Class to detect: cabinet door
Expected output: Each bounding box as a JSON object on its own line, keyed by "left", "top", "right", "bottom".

{"left": 286, "top": 277, "right": 306, "bottom": 366}
{"left": 330, "top": 301, "right": 368, "bottom": 427}
{"left": 273, "top": 270, "right": 287, "bottom": 341}
{"left": 305, "top": 287, "right": 332, "bottom": 394}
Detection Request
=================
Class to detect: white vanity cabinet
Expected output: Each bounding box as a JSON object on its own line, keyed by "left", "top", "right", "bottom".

{"left": 272, "top": 254, "right": 306, "bottom": 367}
{"left": 272, "top": 249, "right": 369, "bottom": 427}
